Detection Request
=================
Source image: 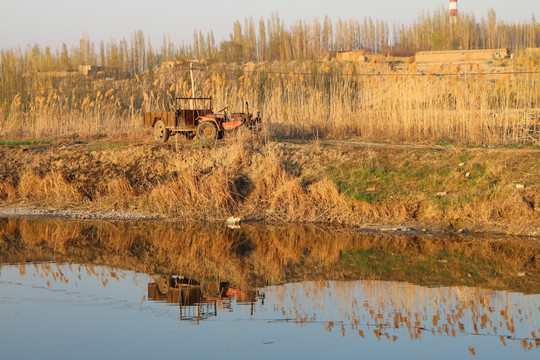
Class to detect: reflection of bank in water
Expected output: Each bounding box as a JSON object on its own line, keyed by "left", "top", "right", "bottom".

{"left": 1, "top": 218, "right": 539, "bottom": 294}
{"left": 147, "top": 275, "right": 262, "bottom": 323}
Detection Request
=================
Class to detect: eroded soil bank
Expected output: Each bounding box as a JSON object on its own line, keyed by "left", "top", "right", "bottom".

{"left": 0, "top": 138, "right": 538, "bottom": 235}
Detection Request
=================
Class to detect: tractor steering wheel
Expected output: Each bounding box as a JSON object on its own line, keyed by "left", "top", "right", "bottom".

{"left": 218, "top": 106, "right": 228, "bottom": 113}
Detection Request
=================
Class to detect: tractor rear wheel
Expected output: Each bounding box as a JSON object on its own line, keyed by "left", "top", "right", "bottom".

{"left": 154, "top": 120, "right": 169, "bottom": 143}
{"left": 196, "top": 121, "right": 218, "bottom": 141}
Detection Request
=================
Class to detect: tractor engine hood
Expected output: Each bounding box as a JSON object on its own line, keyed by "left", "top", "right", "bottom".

{"left": 199, "top": 113, "right": 226, "bottom": 121}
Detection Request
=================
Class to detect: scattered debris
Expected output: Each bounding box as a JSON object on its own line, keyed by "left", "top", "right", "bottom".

{"left": 516, "top": 184, "right": 525, "bottom": 189}
{"left": 465, "top": 172, "right": 471, "bottom": 178}
{"left": 226, "top": 216, "right": 242, "bottom": 228}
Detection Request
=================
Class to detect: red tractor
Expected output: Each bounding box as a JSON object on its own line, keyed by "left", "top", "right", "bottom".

{"left": 143, "top": 97, "right": 261, "bottom": 142}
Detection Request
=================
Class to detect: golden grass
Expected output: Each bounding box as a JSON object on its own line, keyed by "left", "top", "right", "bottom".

{"left": 17, "top": 171, "right": 82, "bottom": 204}
{"left": 0, "top": 140, "right": 538, "bottom": 233}
{"left": 149, "top": 168, "right": 238, "bottom": 218}
{"left": 0, "top": 180, "right": 16, "bottom": 202}
{"left": 0, "top": 59, "right": 538, "bottom": 145}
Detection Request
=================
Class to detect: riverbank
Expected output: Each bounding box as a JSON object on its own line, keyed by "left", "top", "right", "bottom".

{"left": 0, "top": 138, "right": 538, "bottom": 236}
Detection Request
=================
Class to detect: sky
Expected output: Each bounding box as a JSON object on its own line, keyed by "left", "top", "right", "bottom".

{"left": 1, "top": 0, "right": 538, "bottom": 50}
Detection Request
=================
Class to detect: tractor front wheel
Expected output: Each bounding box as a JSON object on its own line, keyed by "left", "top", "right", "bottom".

{"left": 154, "top": 120, "right": 169, "bottom": 143}
{"left": 196, "top": 121, "right": 218, "bottom": 141}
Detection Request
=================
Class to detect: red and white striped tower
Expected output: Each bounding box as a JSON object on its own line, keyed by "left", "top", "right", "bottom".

{"left": 450, "top": 0, "right": 458, "bottom": 19}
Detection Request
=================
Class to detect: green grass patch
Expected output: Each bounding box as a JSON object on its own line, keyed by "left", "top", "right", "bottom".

{"left": 503, "top": 143, "right": 540, "bottom": 150}
{"left": 78, "top": 141, "right": 132, "bottom": 149}
{"left": 327, "top": 165, "right": 396, "bottom": 203}
{"left": 321, "top": 147, "right": 536, "bottom": 216}
{"left": 326, "top": 156, "right": 473, "bottom": 203}
{"left": 0, "top": 139, "right": 51, "bottom": 146}
{"left": 434, "top": 138, "right": 453, "bottom": 146}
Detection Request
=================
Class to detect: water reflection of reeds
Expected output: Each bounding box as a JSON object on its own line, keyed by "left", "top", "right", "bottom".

{"left": 6, "top": 261, "right": 540, "bottom": 352}
{"left": 263, "top": 281, "right": 540, "bottom": 353}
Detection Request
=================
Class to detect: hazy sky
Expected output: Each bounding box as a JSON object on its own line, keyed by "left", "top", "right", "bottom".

{"left": 1, "top": 0, "right": 538, "bottom": 50}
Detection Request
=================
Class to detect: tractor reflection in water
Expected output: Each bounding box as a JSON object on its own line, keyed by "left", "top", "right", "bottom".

{"left": 148, "top": 275, "right": 261, "bottom": 323}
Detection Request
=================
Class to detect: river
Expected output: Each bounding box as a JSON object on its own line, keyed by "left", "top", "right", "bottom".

{"left": 0, "top": 218, "right": 538, "bottom": 359}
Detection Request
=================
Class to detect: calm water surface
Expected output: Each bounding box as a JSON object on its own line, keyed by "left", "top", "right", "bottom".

{"left": 0, "top": 219, "right": 539, "bottom": 359}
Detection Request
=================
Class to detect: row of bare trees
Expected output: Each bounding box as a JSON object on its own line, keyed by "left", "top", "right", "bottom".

{"left": 395, "top": 8, "right": 538, "bottom": 54}
{"left": 191, "top": 9, "right": 538, "bottom": 61}
{"left": 1, "top": 9, "right": 539, "bottom": 108}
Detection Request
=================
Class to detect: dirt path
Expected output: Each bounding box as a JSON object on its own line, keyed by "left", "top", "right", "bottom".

{"left": 310, "top": 139, "right": 540, "bottom": 153}
{"left": 9, "top": 137, "right": 539, "bottom": 153}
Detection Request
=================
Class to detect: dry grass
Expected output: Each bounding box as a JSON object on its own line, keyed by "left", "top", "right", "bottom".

{"left": 17, "top": 171, "right": 82, "bottom": 205}
{"left": 0, "top": 180, "right": 16, "bottom": 202}
{"left": 149, "top": 167, "right": 238, "bottom": 219}
{"left": 1, "top": 59, "right": 538, "bottom": 145}
{"left": 0, "top": 140, "right": 538, "bottom": 233}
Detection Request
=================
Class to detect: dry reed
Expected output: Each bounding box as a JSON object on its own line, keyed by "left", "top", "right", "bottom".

{"left": 1, "top": 59, "right": 538, "bottom": 145}
{"left": 0, "top": 138, "right": 538, "bottom": 234}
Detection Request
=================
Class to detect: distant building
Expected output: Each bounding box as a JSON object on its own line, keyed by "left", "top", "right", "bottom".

{"left": 449, "top": 0, "right": 458, "bottom": 17}
{"left": 336, "top": 49, "right": 368, "bottom": 62}
{"left": 315, "top": 51, "right": 337, "bottom": 60}
{"left": 415, "top": 49, "right": 510, "bottom": 63}
{"left": 160, "top": 61, "right": 182, "bottom": 69}
{"left": 78, "top": 65, "right": 103, "bottom": 76}
{"left": 77, "top": 65, "right": 128, "bottom": 79}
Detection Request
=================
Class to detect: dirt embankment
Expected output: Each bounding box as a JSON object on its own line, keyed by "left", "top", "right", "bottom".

{"left": 0, "top": 139, "right": 538, "bottom": 236}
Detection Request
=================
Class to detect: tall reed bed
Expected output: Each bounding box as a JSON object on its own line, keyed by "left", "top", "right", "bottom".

{"left": 204, "top": 59, "right": 540, "bottom": 144}
{"left": 0, "top": 59, "right": 538, "bottom": 144}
